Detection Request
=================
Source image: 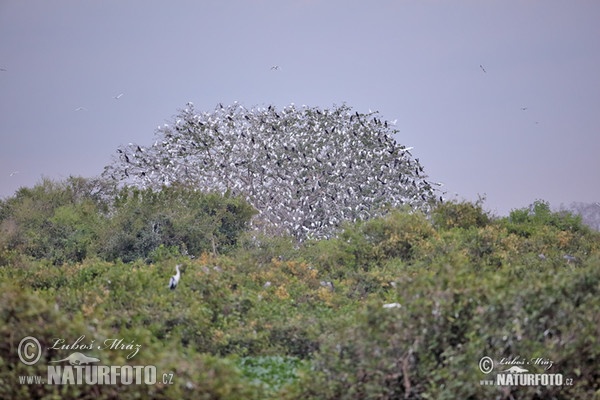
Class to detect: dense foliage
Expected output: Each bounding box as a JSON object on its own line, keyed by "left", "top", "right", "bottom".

{"left": 102, "top": 103, "right": 442, "bottom": 240}
{"left": 1, "top": 196, "right": 599, "bottom": 399}
{"left": 0, "top": 177, "right": 255, "bottom": 264}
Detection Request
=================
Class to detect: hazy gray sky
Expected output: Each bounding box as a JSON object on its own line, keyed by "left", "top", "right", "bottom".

{"left": 1, "top": 0, "right": 599, "bottom": 215}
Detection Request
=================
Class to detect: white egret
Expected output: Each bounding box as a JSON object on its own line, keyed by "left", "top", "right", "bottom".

{"left": 169, "top": 264, "right": 182, "bottom": 290}
{"left": 114, "top": 93, "right": 124, "bottom": 99}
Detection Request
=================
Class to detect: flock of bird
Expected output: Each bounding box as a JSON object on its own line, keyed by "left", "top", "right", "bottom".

{"left": 103, "top": 102, "right": 443, "bottom": 240}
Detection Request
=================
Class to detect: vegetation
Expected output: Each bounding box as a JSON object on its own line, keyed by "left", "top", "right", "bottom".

{"left": 0, "top": 177, "right": 255, "bottom": 264}
{"left": 560, "top": 201, "right": 600, "bottom": 231}
{"left": 1, "top": 181, "right": 599, "bottom": 399}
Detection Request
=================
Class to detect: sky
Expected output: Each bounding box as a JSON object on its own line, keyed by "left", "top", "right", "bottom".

{"left": 1, "top": 0, "right": 599, "bottom": 216}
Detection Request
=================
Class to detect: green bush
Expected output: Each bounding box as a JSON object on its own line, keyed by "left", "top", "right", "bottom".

{"left": 96, "top": 185, "right": 256, "bottom": 262}
{"left": 0, "top": 178, "right": 256, "bottom": 264}
{"left": 432, "top": 198, "right": 491, "bottom": 230}
{"left": 1, "top": 199, "right": 599, "bottom": 399}
{"left": 288, "top": 258, "right": 600, "bottom": 399}
{"left": 0, "top": 177, "right": 105, "bottom": 264}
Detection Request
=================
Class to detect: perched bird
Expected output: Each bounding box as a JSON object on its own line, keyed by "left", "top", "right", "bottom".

{"left": 563, "top": 255, "right": 576, "bottom": 263}
{"left": 383, "top": 302, "right": 401, "bottom": 309}
{"left": 169, "top": 264, "right": 182, "bottom": 290}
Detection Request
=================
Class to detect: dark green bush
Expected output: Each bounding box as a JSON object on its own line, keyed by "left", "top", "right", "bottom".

{"left": 0, "top": 178, "right": 256, "bottom": 264}
{"left": 288, "top": 257, "right": 600, "bottom": 399}
{"left": 0, "top": 177, "right": 105, "bottom": 264}
{"left": 96, "top": 185, "right": 256, "bottom": 262}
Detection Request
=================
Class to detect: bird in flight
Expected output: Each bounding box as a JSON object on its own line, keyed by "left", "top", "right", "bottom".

{"left": 9, "top": 171, "right": 19, "bottom": 177}
{"left": 479, "top": 64, "right": 487, "bottom": 73}
{"left": 521, "top": 107, "right": 528, "bottom": 111}
{"left": 74, "top": 107, "right": 87, "bottom": 111}
{"left": 0, "top": 67, "right": 7, "bottom": 72}
{"left": 114, "top": 93, "right": 124, "bottom": 99}
{"left": 270, "top": 65, "right": 280, "bottom": 70}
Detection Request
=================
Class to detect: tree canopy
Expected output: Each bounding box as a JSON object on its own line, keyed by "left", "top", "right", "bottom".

{"left": 103, "top": 103, "right": 442, "bottom": 240}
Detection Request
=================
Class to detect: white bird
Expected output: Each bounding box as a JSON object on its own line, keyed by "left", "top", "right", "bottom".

{"left": 9, "top": 171, "right": 19, "bottom": 177}
{"left": 169, "top": 264, "right": 182, "bottom": 290}
{"left": 74, "top": 107, "right": 87, "bottom": 111}
{"left": 114, "top": 93, "right": 124, "bottom": 99}
{"left": 383, "top": 302, "right": 401, "bottom": 309}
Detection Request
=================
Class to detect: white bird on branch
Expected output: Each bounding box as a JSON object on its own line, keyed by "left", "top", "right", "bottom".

{"left": 169, "top": 264, "right": 182, "bottom": 290}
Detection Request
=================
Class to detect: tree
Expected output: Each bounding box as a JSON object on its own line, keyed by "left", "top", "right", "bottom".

{"left": 103, "top": 103, "right": 442, "bottom": 240}
{"left": 560, "top": 201, "right": 600, "bottom": 231}
{"left": 95, "top": 185, "right": 256, "bottom": 262}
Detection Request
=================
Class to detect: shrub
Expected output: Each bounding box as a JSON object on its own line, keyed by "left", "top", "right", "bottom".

{"left": 432, "top": 198, "right": 491, "bottom": 230}
{"left": 97, "top": 185, "right": 256, "bottom": 262}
